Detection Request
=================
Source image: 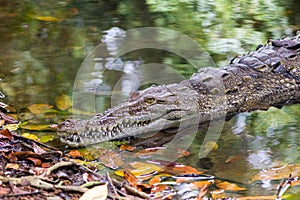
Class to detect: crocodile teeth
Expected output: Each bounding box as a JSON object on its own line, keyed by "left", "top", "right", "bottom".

{"left": 108, "top": 126, "right": 113, "bottom": 132}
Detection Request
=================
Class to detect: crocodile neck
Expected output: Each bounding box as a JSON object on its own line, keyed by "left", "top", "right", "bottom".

{"left": 58, "top": 32, "right": 300, "bottom": 147}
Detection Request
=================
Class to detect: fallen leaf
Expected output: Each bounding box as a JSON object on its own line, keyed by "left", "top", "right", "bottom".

{"left": 3, "top": 123, "right": 19, "bottom": 131}
{"left": 216, "top": 181, "right": 246, "bottom": 191}
{"left": 130, "top": 162, "right": 161, "bottom": 178}
{"left": 0, "top": 119, "right": 5, "bottom": 126}
{"left": 32, "top": 143, "right": 47, "bottom": 154}
{"left": 67, "top": 150, "right": 83, "bottom": 158}
{"left": 164, "top": 164, "right": 204, "bottom": 175}
{"left": 124, "top": 170, "right": 139, "bottom": 188}
{"left": 0, "top": 129, "right": 13, "bottom": 139}
{"left": 27, "top": 14, "right": 64, "bottom": 22}
{"left": 5, "top": 163, "right": 19, "bottom": 170}
{"left": 98, "top": 150, "right": 124, "bottom": 169}
{"left": 204, "top": 141, "right": 218, "bottom": 151}
{"left": 149, "top": 176, "right": 161, "bottom": 185}
{"left": 39, "top": 134, "right": 55, "bottom": 143}
{"left": 225, "top": 155, "right": 242, "bottom": 163}
{"left": 21, "top": 133, "right": 39, "bottom": 141}
{"left": 27, "top": 104, "right": 53, "bottom": 115}
{"left": 19, "top": 124, "right": 53, "bottom": 131}
{"left": 26, "top": 157, "right": 42, "bottom": 166}
{"left": 120, "top": 144, "right": 136, "bottom": 151}
{"left": 56, "top": 94, "right": 72, "bottom": 111}
{"left": 178, "top": 149, "right": 190, "bottom": 158}
{"left": 151, "top": 184, "right": 169, "bottom": 193}
{"left": 211, "top": 189, "right": 226, "bottom": 199}
{"left": 79, "top": 183, "right": 108, "bottom": 200}
{"left": 192, "top": 181, "right": 213, "bottom": 188}
{"left": 252, "top": 164, "right": 300, "bottom": 182}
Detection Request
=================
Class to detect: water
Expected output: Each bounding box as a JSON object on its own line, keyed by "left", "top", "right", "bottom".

{"left": 1, "top": 0, "right": 300, "bottom": 198}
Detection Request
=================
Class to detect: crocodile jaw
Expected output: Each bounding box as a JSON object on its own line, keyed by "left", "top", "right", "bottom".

{"left": 58, "top": 113, "right": 182, "bottom": 147}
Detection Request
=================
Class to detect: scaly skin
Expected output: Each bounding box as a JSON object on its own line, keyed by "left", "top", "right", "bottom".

{"left": 58, "top": 32, "right": 300, "bottom": 147}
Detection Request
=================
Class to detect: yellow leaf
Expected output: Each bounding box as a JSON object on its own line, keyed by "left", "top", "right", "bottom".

{"left": 28, "top": 14, "right": 63, "bottom": 22}
{"left": 21, "top": 133, "right": 39, "bottom": 141}
{"left": 27, "top": 104, "right": 53, "bottom": 115}
{"left": 3, "top": 123, "right": 19, "bottom": 131}
{"left": 19, "top": 124, "right": 53, "bottom": 131}
{"left": 204, "top": 141, "right": 218, "bottom": 151}
{"left": 79, "top": 183, "right": 108, "bottom": 200}
{"left": 56, "top": 94, "right": 72, "bottom": 111}
{"left": 39, "top": 134, "right": 55, "bottom": 143}
{"left": 114, "top": 170, "right": 124, "bottom": 177}
{"left": 130, "top": 162, "right": 162, "bottom": 177}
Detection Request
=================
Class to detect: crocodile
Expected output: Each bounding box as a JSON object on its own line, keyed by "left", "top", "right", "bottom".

{"left": 58, "top": 32, "right": 300, "bottom": 147}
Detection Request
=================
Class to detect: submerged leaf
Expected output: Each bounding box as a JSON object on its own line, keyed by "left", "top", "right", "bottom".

{"left": 56, "top": 94, "right": 72, "bottom": 111}
{"left": 252, "top": 164, "right": 300, "bottom": 182}
{"left": 216, "top": 181, "right": 246, "bottom": 191}
{"left": 21, "top": 133, "right": 39, "bottom": 141}
{"left": 27, "top": 104, "right": 53, "bottom": 115}
{"left": 39, "top": 134, "right": 55, "bottom": 143}
{"left": 19, "top": 124, "right": 53, "bottom": 131}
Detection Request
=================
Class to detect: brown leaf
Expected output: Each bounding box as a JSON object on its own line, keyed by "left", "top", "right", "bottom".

{"left": 120, "top": 144, "right": 136, "bottom": 151}
{"left": 192, "top": 181, "right": 213, "bottom": 188}
{"left": 0, "top": 129, "right": 13, "bottom": 140}
{"left": 26, "top": 157, "right": 42, "bottom": 166}
{"left": 124, "top": 170, "right": 139, "bottom": 188}
{"left": 225, "top": 155, "right": 242, "bottom": 163}
{"left": 149, "top": 176, "right": 161, "bottom": 185}
{"left": 67, "top": 150, "right": 83, "bottom": 158}
{"left": 27, "top": 104, "right": 53, "bottom": 115}
{"left": 151, "top": 184, "right": 169, "bottom": 193}
{"left": 5, "top": 163, "right": 19, "bottom": 170}
{"left": 98, "top": 150, "right": 124, "bottom": 169}
{"left": 252, "top": 164, "right": 300, "bottom": 182}
{"left": 41, "top": 162, "right": 52, "bottom": 168}
{"left": 163, "top": 163, "right": 204, "bottom": 175}
{"left": 216, "top": 181, "right": 246, "bottom": 191}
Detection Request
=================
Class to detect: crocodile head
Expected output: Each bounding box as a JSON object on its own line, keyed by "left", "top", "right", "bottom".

{"left": 58, "top": 82, "right": 201, "bottom": 147}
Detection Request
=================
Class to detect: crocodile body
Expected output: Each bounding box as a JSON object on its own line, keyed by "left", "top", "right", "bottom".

{"left": 58, "top": 32, "right": 300, "bottom": 147}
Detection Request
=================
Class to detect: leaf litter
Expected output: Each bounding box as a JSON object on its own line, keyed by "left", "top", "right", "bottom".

{"left": 0, "top": 96, "right": 300, "bottom": 199}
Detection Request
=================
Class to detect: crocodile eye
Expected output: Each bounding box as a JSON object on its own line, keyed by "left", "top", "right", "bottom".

{"left": 144, "top": 97, "right": 156, "bottom": 105}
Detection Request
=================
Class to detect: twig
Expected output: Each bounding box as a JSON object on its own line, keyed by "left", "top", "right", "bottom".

{"left": 45, "top": 161, "right": 74, "bottom": 176}
{"left": 0, "top": 190, "right": 41, "bottom": 198}
{"left": 112, "top": 178, "right": 150, "bottom": 199}
{"left": 106, "top": 172, "right": 124, "bottom": 200}
{"left": 0, "top": 175, "right": 88, "bottom": 193}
